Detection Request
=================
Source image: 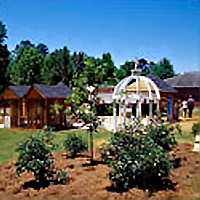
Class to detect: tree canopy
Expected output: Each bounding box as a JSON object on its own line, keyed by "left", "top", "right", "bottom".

{"left": 8, "top": 46, "right": 45, "bottom": 85}
{"left": 0, "top": 21, "right": 10, "bottom": 94}
{"left": 0, "top": 21, "right": 176, "bottom": 91}
{"left": 151, "top": 57, "right": 174, "bottom": 79}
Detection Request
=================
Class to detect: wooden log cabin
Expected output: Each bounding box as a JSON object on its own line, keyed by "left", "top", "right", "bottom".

{"left": 24, "top": 83, "right": 72, "bottom": 128}
{"left": 0, "top": 83, "right": 72, "bottom": 129}
{"left": 0, "top": 85, "right": 30, "bottom": 127}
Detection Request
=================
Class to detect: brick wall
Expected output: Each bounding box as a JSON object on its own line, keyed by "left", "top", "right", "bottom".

{"left": 174, "top": 87, "right": 199, "bottom": 102}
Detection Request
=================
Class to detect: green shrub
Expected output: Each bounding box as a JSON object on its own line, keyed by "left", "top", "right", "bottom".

{"left": 15, "top": 134, "right": 55, "bottom": 182}
{"left": 108, "top": 132, "right": 173, "bottom": 192}
{"left": 146, "top": 124, "right": 177, "bottom": 152}
{"left": 100, "top": 123, "right": 177, "bottom": 193}
{"left": 36, "top": 126, "right": 57, "bottom": 151}
{"left": 100, "top": 124, "right": 177, "bottom": 164}
{"left": 63, "top": 133, "right": 88, "bottom": 157}
{"left": 191, "top": 121, "right": 200, "bottom": 138}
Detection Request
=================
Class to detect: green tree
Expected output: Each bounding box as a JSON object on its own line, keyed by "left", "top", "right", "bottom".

{"left": 0, "top": 21, "right": 8, "bottom": 43}
{"left": 151, "top": 57, "right": 175, "bottom": 79}
{"left": 101, "top": 53, "right": 118, "bottom": 85}
{"left": 36, "top": 43, "right": 49, "bottom": 56}
{"left": 70, "top": 51, "right": 87, "bottom": 87}
{"left": 8, "top": 46, "right": 45, "bottom": 85}
{"left": 64, "top": 58, "right": 106, "bottom": 163}
{"left": 11, "top": 40, "right": 35, "bottom": 60}
{"left": 41, "top": 46, "right": 72, "bottom": 86}
{"left": 0, "top": 21, "right": 10, "bottom": 94}
{"left": 116, "top": 61, "right": 135, "bottom": 81}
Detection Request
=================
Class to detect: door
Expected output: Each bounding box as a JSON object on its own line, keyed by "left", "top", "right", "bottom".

{"left": 167, "top": 96, "right": 173, "bottom": 121}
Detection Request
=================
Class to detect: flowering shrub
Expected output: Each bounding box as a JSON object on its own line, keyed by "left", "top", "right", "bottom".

{"left": 15, "top": 134, "right": 55, "bottom": 182}
{"left": 146, "top": 124, "right": 177, "bottom": 151}
{"left": 100, "top": 123, "right": 177, "bottom": 193}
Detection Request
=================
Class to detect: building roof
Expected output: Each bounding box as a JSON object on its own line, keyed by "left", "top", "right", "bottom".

{"left": 165, "top": 71, "right": 200, "bottom": 87}
{"left": 82, "top": 84, "right": 115, "bottom": 89}
{"left": 9, "top": 85, "right": 30, "bottom": 98}
{"left": 33, "top": 82, "right": 72, "bottom": 98}
{"left": 146, "top": 74, "right": 177, "bottom": 93}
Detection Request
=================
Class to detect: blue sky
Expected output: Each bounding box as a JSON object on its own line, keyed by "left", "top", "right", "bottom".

{"left": 0, "top": 0, "right": 199, "bottom": 73}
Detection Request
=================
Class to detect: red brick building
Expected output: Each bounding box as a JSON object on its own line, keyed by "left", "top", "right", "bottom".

{"left": 165, "top": 71, "right": 200, "bottom": 103}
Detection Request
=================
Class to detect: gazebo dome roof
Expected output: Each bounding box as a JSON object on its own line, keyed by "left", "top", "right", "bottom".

{"left": 126, "top": 79, "right": 162, "bottom": 92}
{"left": 112, "top": 70, "right": 161, "bottom": 101}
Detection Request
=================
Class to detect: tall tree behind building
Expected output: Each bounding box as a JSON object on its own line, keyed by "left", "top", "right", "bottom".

{"left": 0, "top": 21, "right": 10, "bottom": 94}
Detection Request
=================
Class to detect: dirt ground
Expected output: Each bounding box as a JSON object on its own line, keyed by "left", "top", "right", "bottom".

{"left": 0, "top": 142, "right": 199, "bottom": 200}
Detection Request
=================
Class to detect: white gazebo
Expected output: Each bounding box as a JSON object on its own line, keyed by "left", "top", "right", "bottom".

{"left": 112, "top": 68, "right": 161, "bottom": 132}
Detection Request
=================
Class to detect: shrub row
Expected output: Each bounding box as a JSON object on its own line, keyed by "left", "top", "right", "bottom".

{"left": 15, "top": 127, "right": 87, "bottom": 184}
{"left": 100, "top": 123, "right": 178, "bottom": 193}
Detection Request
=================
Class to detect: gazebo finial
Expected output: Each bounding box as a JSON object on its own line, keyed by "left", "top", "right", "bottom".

{"left": 134, "top": 57, "right": 139, "bottom": 69}
{"left": 131, "top": 57, "right": 141, "bottom": 76}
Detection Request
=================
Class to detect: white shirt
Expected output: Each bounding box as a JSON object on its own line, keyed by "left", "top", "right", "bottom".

{"left": 182, "top": 101, "right": 187, "bottom": 109}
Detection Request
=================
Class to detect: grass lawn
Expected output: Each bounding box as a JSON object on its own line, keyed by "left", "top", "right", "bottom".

{"left": 0, "top": 129, "right": 36, "bottom": 162}
{"left": 0, "top": 107, "right": 198, "bottom": 163}
{"left": 0, "top": 128, "right": 112, "bottom": 163}
{"left": 54, "top": 128, "right": 112, "bottom": 151}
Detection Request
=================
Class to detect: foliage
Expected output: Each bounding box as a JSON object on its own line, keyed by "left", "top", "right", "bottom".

{"left": 36, "top": 126, "right": 58, "bottom": 151}
{"left": 41, "top": 47, "right": 87, "bottom": 87}
{"left": 101, "top": 53, "right": 118, "bottom": 85}
{"left": 36, "top": 43, "right": 49, "bottom": 56}
{"left": 0, "top": 21, "right": 10, "bottom": 94}
{"left": 50, "top": 103, "right": 64, "bottom": 119}
{"left": 115, "top": 58, "right": 155, "bottom": 81}
{"left": 70, "top": 51, "right": 87, "bottom": 87}
{"left": 191, "top": 121, "right": 199, "bottom": 138}
{"left": 64, "top": 58, "right": 106, "bottom": 161}
{"left": 0, "top": 42, "right": 10, "bottom": 94}
{"left": 11, "top": 40, "right": 35, "bottom": 60}
{"left": 63, "top": 133, "right": 88, "bottom": 157}
{"left": 107, "top": 131, "right": 173, "bottom": 192}
{"left": 151, "top": 57, "right": 174, "bottom": 79}
{"left": 8, "top": 46, "right": 45, "bottom": 85}
{"left": 0, "top": 21, "right": 8, "bottom": 43}
{"left": 15, "top": 134, "right": 55, "bottom": 182}
{"left": 146, "top": 124, "right": 177, "bottom": 151}
{"left": 116, "top": 61, "right": 134, "bottom": 81}
{"left": 100, "top": 122, "right": 177, "bottom": 192}
{"left": 41, "top": 46, "right": 71, "bottom": 85}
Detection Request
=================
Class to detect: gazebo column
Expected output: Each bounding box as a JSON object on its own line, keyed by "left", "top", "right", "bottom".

{"left": 119, "top": 100, "right": 123, "bottom": 126}
{"left": 156, "top": 99, "right": 160, "bottom": 115}
{"left": 113, "top": 99, "right": 117, "bottom": 132}
{"left": 123, "top": 100, "right": 126, "bottom": 128}
{"left": 136, "top": 100, "right": 142, "bottom": 120}
{"left": 138, "top": 99, "right": 142, "bottom": 120}
{"left": 149, "top": 99, "right": 153, "bottom": 118}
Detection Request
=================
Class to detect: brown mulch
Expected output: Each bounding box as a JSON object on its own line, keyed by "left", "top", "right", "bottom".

{"left": 0, "top": 143, "right": 199, "bottom": 200}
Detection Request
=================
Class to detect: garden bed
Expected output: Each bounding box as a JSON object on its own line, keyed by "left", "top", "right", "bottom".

{"left": 0, "top": 142, "right": 199, "bottom": 199}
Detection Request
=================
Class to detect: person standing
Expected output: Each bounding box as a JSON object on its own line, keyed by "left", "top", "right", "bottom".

{"left": 187, "top": 95, "right": 195, "bottom": 118}
{"left": 182, "top": 99, "right": 187, "bottom": 118}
